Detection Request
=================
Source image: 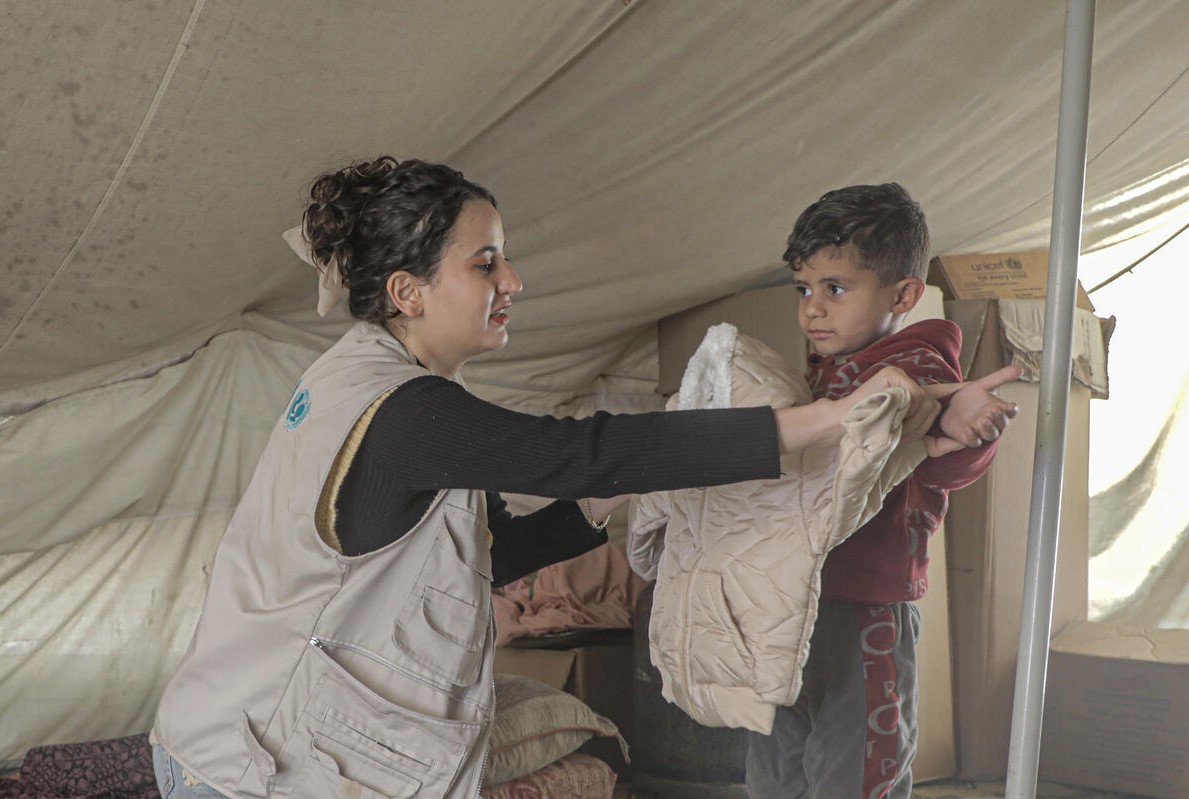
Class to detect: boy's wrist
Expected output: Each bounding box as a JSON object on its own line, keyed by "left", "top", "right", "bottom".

{"left": 931, "top": 392, "right": 955, "bottom": 438}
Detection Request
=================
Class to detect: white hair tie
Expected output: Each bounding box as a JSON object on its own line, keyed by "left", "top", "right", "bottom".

{"left": 282, "top": 225, "right": 343, "bottom": 316}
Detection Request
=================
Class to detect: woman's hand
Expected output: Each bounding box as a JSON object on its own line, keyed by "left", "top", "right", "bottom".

{"left": 583, "top": 495, "right": 628, "bottom": 526}
{"left": 851, "top": 365, "right": 941, "bottom": 441}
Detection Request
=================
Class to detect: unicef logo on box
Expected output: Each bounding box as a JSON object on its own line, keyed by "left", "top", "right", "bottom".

{"left": 285, "top": 386, "right": 311, "bottom": 430}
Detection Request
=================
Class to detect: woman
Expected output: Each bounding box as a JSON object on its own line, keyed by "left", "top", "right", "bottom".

{"left": 151, "top": 157, "right": 1015, "bottom": 799}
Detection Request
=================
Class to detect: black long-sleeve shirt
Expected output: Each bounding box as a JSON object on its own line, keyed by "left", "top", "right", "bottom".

{"left": 335, "top": 375, "right": 779, "bottom": 584}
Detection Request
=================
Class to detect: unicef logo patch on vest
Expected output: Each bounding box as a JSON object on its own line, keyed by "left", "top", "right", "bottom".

{"left": 285, "top": 386, "right": 311, "bottom": 430}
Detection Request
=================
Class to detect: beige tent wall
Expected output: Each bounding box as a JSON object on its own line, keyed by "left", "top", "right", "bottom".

{"left": 0, "top": 329, "right": 318, "bottom": 766}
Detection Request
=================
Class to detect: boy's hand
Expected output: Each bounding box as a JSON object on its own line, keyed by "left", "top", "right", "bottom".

{"left": 933, "top": 365, "right": 1023, "bottom": 448}
{"left": 922, "top": 435, "right": 968, "bottom": 457}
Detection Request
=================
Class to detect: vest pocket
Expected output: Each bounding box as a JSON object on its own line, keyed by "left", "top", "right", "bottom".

{"left": 272, "top": 650, "right": 475, "bottom": 799}
{"left": 240, "top": 711, "right": 277, "bottom": 779}
{"left": 395, "top": 584, "right": 487, "bottom": 688}
{"left": 391, "top": 506, "right": 491, "bottom": 689}
{"left": 291, "top": 734, "right": 421, "bottom": 799}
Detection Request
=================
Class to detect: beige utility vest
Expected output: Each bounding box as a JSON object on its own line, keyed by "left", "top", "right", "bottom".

{"left": 155, "top": 322, "right": 496, "bottom": 799}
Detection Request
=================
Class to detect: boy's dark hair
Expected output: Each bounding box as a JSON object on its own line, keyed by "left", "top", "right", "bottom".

{"left": 783, "top": 183, "right": 930, "bottom": 284}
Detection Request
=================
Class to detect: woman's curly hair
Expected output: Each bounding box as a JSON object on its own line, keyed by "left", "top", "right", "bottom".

{"left": 302, "top": 156, "right": 497, "bottom": 324}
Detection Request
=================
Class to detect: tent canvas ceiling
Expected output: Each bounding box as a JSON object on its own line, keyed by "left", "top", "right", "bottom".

{"left": 2, "top": 0, "right": 1187, "bottom": 414}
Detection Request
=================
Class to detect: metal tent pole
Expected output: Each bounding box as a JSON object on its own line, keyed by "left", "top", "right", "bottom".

{"left": 1005, "top": 2, "right": 1095, "bottom": 798}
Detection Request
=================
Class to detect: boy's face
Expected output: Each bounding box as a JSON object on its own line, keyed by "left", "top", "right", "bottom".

{"left": 792, "top": 244, "right": 920, "bottom": 358}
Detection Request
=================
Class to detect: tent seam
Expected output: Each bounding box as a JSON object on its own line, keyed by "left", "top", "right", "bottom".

{"left": 0, "top": 0, "right": 208, "bottom": 360}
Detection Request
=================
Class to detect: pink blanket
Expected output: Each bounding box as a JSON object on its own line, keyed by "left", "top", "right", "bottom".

{"left": 493, "top": 544, "right": 646, "bottom": 646}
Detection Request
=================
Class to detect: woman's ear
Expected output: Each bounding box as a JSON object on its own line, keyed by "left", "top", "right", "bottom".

{"left": 892, "top": 277, "right": 926, "bottom": 314}
{"left": 386, "top": 271, "right": 423, "bottom": 317}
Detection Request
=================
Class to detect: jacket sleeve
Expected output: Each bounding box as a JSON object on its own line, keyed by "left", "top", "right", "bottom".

{"left": 627, "top": 492, "right": 672, "bottom": 581}
{"left": 884, "top": 371, "right": 1002, "bottom": 491}
{"left": 912, "top": 422, "right": 1000, "bottom": 489}
{"left": 798, "top": 387, "right": 923, "bottom": 554}
{"left": 854, "top": 330, "right": 998, "bottom": 491}
{"left": 870, "top": 439, "right": 928, "bottom": 503}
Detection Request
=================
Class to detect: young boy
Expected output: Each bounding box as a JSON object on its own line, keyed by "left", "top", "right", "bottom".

{"left": 746, "top": 183, "right": 1006, "bottom": 799}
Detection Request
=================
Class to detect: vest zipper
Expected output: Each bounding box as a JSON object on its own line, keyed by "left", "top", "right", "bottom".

{"left": 678, "top": 487, "right": 711, "bottom": 695}
{"left": 475, "top": 675, "right": 495, "bottom": 798}
{"left": 308, "top": 635, "right": 421, "bottom": 683}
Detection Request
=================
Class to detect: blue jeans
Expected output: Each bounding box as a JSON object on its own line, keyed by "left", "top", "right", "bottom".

{"left": 152, "top": 743, "right": 230, "bottom": 799}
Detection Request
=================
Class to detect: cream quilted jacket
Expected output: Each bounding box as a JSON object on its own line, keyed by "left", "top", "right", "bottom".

{"left": 628, "top": 323, "right": 924, "bottom": 733}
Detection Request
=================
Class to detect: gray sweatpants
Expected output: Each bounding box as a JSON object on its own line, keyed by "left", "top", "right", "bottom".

{"left": 746, "top": 599, "right": 921, "bottom": 799}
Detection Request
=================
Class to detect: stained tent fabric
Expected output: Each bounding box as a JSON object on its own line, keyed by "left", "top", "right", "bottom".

{"left": 3, "top": 0, "right": 1188, "bottom": 413}
{"left": 1, "top": 0, "right": 1188, "bottom": 767}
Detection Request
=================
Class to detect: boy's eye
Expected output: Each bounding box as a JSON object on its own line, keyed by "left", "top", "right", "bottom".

{"left": 828, "top": 283, "right": 846, "bottom": 296}
{"left": 794, "top": 284, "right": 810, "bottom": 297}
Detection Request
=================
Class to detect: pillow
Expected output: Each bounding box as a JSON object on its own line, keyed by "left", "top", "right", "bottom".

{"left": 486, "top": 674, "right": 626, "bottom": 786}
{"left": 481, "top": 752, "right": 616, "bottom": 799}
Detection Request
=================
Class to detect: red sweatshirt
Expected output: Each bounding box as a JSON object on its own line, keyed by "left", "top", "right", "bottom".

{"left": 807, "top": 319, "right": 998, "bottom": 603}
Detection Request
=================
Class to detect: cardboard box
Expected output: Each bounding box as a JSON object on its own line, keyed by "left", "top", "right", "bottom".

{"left": 493, "top": 645, "right": 577, "bottom": 689}
{"left": 656, "top": 283, "right": 806, "bottom": 396}
{"left": 1039, "top": 622, "right": 1189, "bottom": 799}
{"left": 912, "top": 518, "right": 957, "bottom": 782}
{"left": 656, "top": 283, "right": 958, "bottom": 781}
{"left": 928, "top": 250, "right": 1094, "bottom": 310}
{"left": 494, "top": 631, "right": 635, "bottom": 776}
{"left": 941, "top": 297, "right": 1095, "bottom": 780}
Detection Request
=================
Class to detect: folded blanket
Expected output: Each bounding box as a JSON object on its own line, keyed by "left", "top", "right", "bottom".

{"left": 493, "top": 542, "right": 646, "bottom": 646}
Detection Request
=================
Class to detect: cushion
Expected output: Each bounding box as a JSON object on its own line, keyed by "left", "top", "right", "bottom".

{"left": 16, "top": 733, "right": 155, "bottom": 797}
{"left": 481, "top": 752, "right": 616, "bottom": 799}
{"left": 486, "top": 674, "right": 625, "bottom": 786}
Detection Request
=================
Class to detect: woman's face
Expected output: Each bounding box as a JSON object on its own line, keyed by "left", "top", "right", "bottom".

{"left": 409, "top": 200, "right": 522, "bottom": 375}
